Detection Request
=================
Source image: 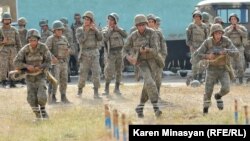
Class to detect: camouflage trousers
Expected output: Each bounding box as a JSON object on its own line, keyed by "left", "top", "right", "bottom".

{"left": 0, "top": 46, "right": 16, "bottom": 81}
{"left": 78, "top": 50, "right": 101, "bottom": 89}
{"left": 230, "top": 47, "right": 245, "bottom": 78}
{"left": 51, "top": 60, "right": 68, "bottom": 95}
{"left": 203, "top": 66, "right": 230, "bottom": 108}
{"left": 26, "top": 74, "right": 47, "bottom": 111}
{"left": 190, "top": 49, "right": 205, "bottom": 78}
{"left": 138, "top": 60, "right": 159, "bottom": 105}
{"left": 104, "top": 50, "right": 123, "bottom": 83}
{"left": 154, "top": 67, "right": 163, "bottom": 94}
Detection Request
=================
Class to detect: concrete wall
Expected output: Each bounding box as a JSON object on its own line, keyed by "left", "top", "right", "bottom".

{"left": 16, "top": 0, "right": 201, "bottom": 40}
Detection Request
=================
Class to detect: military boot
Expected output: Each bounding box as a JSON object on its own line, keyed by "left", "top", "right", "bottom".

{"left": 9, "top": 80, "right": 16, "bottom": 88}
{"left": 76, "top": 88, "right": 83, "bottom": 97}
{"left": 114, "top": 82, "right": 122, "bottom": 95}
{"left": 214, "top": 93, "right": 223, "bottom": 110}
{"left": 135, "top": 104, "right": 144, "bottom": 118}
{"left": 1, "top": 80, "right": 7, "bottom": 87}
{"left": 198, "top": 73, "right": 203, "bottom": 83}
{"left": 239, "top": 77, "right": 243, "bottom": 84}
{"left": 203, "top": 107, "right": 209, "bottom": 116}
{"left": 40, "top": 106, "right": 49, "bottom": 119}
{"left": 152, "top": 103, "right": 162, "bottom": 118}
{"left": 32, "top": 107, "right": 42, "bottom": 119}
{"left": 102, "top": 82, "right": 110, "bottom": 96}
{"left": 61, "top": 94, "right": 71, "bottom": 104}
{"left": 94, "top": 87, "right": 102, "bottom": 99}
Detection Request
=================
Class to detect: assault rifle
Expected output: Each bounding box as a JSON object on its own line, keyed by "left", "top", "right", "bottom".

{"left": 9, "top": 67, "right": 58, "bottom": 87}
{"left": 211, "top": 47, "right": 238, "bottom": 55}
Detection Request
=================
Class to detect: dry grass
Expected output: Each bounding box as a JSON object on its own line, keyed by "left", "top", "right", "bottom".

{"left": 0, "top": 82, "right": 249, "bottom": 141}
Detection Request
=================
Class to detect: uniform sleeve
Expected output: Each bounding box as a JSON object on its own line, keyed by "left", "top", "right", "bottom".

{"left": 117, "top": 27, "right": 128, "bottom": 38}
{"left": 15, "top": 29, "right": 22, "bottom": 52}
{"left": 76, "top": 27, "right": 87, "bottom": 44}
{"left": 41, "top": 46, "right": 52, "bottom": 69}
{"left": 13, "top": 47, "right": 27, "bottom": 69}
{"left": 148, "top": 30, "right": 159, "bottom": 55}
{"left": 158, "top": 31, "right": 168, "bottom": 58}
{"left": 195, "top": 40, "right": 209, "bottom": 60}
{"left": 237, "top": 25, "right": 248, "bottom": 38}
{"left": 95, "top": 28, "right": 103, "bottom": 41}
{"left": 45, "top": 36, "right": 53, "bottom": 51}
{"left": 186, "top": 24, "right": 192, "bottom": 47}
{"left": 102, "top": 27, "right": 112, "bottom": 42}
{"left": 122, "top": 34, "right": 133, "bottom": 59}
{"left": 224, "top": 26, "right": 233, "bottom": 37}
{"left": 225, "top": 38, "right": 239, "bottom": 57}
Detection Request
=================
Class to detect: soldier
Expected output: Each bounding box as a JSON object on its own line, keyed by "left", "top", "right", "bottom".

{"left": 213, "top": 16, "right": 224, "bottom": 25}
{"left": 202, "top": 12, "right": 212, "bottom": 34}
{"left": 186, "top": 10, "right": 208, "bottom": 83}
{"left": 147, "top": 14, "right": 168, "bottom": 101}
{"left": 102, "top": 12, "right": 127, "bottom": 97}
{"left": 71, "top": 13, "right": 83, "bottom": 75}
{"left": 13, "top": 29, "right": 51, "bottom": 120}
{"left": 123, "top": 14, "right": 162, "bottom": 118}
{"left": 17, "top": 17, "right": 28, "bottom": 47}
{"left": 155, "top": 16, "right": 163, "bottom": 32}
{"left": 39, "top": 19, "right": 53, "bottom": 43}
{"left": 0, "top": 12, "right": 22, "bottom": 88}
{"left": 60, "top": 17, "right": 74, "bottom": 82}
{"left": 76, "top": 11, "right": 103, "bottom": 99}
{"left": 46, "top": 20, "right": 71, "bottom": 104}
{"left": 194, "top": 24, "right": 239, "bottom": 115}
{"left": 224, "top": 13, "right": 248, "bottom": 84}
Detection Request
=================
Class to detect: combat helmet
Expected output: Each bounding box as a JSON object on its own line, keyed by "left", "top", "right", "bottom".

{"left": 1, "top": 12, "right": 12, "bottom": 22}
{"left": 82, "top": 11, "right": 94, "bottom": 21}
{"left": 26, "top": 29, "right": 41, "bottom": 40}
{"left": 108, "top": 13, "right": 119, "bottom": 24}
{"left": 210, "top": 23, "right": 224, "bottom": 36}
{"left": 59, "top": 17, "right": 68, "bottom": 25}
{"left": 18, "top": 17, "right": 27, "bottom": 26}
{"left": 192, "top": 10, "right": 202, "bottom": 19}
{"left": 229, "top": 13, "right": 239, "bottom": 22}
{"left": 202, "top": 12, "right": 210, "bottom": 21}
{"left": 52, "top": 20, "right": 64, "bottom": 31}
{"left": 213, "top": 16, "right": 224, "bottom": 24}
{"left": 39, "top": 19, "right": 48, "bottom": 27}
{"left": 134, "top": 14, "right": 148, "bottom": 26}
{"left": 147, "top": 13, "right": 156, "bottom": 22}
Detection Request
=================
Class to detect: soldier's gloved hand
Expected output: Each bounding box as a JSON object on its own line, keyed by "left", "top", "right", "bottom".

{"left": 126, "top": 55, "right": 137, "bottom": 65}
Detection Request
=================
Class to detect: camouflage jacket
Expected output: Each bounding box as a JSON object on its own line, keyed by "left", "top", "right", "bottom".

{"left": 224, "top": 24, "right": 248, "bottom": 48}
{"left": 186, "top": 22, "right": 208, "bottom": 48}
{"left": 40, "top": 29, "right": 53, "bottom": 43}
{"left": 18, "top": 28, "right": 28, "bottom": 47}
{"left": 14, "top": 42, "right": 51, "bottom": 70}
{"left": 0, "top": 25, "right": 22, "bottom": 51}
{"left": 102, "top": 26, "right": 127, "bottom": 49}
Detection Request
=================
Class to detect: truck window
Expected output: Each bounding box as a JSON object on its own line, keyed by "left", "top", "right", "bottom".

{"left": 217, "top": 8, "right": 248, "bottom": 23}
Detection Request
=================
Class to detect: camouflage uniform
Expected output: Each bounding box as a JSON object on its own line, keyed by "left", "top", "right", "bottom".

{"left": 76, "top": 11, "right": 103, "bottom": 99}
{"left": 186, "top": 11, "right": 208, "bottom": 81}
{"left": 60, "top": 17, "right": 74, "bottom": 82}
{"left": 202, "top": 12, "right": 212, "bottom": 35}
{"left": 224, "top": 13, "right": 248, "bottom": 84}
{"left": 102, "top": 13, "right": 127, "bottom": 96}
{"left": 46, "top": 20, "right": 71, "bottom": 103}
{"left": 71, "top": 13, "right": 83, "bottom": 75}
{"left": 17, "top": 17, "right": 28, "bottom": 47}
{"left": 39, "top": 19, "right": 53, "bottom": 43}
{"left": 194, "top": 24, "right": 239, "bottom": 114}
{"left": 0, "top": 12, "right": 22, "bottom": 87}
{"left": 123, "top": 14, "right": 162, "bottom": 118}
{"left": 147, "top": 14, "right": 168, "bottom": 96}
{"left": 14, "top": 29, "right": 51, "bottom": 119}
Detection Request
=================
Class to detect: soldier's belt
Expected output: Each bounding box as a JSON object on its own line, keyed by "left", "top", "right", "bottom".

{"left": 208, "top": 65, "right": 225, "bottom": 69}
{"left": 82, "top": 47, "right": 97, "bottom": 50}
{"left": 109, "top": 47, "right": 122, "bottom": 51}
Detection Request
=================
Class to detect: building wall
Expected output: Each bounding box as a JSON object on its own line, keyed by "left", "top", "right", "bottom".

{"left": 17, "top": 0, "right": 201, "bottom": 40}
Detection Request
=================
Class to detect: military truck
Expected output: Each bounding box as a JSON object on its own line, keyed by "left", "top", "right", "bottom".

{"left": 196, "top": 0, "right": 250, "bottom": 64}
